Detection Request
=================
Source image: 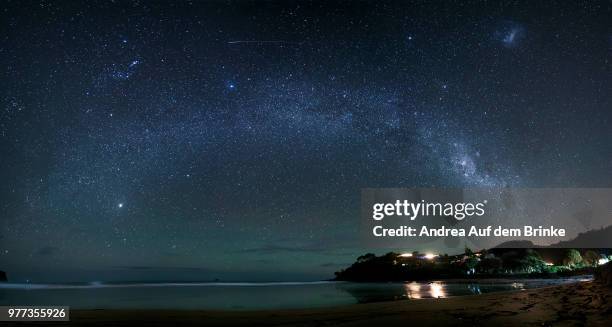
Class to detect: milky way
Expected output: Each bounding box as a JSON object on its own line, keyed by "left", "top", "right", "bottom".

{"left": 1, "top": 1, "right": 611, "bottom": 282}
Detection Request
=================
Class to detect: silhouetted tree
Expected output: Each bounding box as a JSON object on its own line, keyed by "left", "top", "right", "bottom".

{"left": 563, "top": 249, "right": 583, "bottom": 267}
{"left": 356, "top": 253, "right": 376, "bottom": 263}
{"left": 501, "top": 251, "right": 523, "bottom": 273}
{"left": 464, "top": 247, "right": 474, "bottom": 256}
{"left": 479, "top": 256, "right": 502, "bottom": 274}
{"left": 523, "top": 250, "right": 547, "bottom": 273}
{"left": 583, "top": 250, "right": 600, "bottom": 267}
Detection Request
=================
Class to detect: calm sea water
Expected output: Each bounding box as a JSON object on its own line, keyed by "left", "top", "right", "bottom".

{"left": 0, "top": 276, "right": 590, "bottom": 310}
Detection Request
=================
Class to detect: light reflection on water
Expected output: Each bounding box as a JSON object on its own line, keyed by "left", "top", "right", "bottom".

{"left": 429, "top": 282, "right": 445, "bottom": 298}
{"left": 468, "top": 283, "right": 481, "bottom": 294}
{"left": 337, "top": 276, "right": 590, "bottom": 305}
{"left": 404, "top": 281, "right": 447, "bottom": 299}
{"left": 0, "top": 276, "right": 591, "bottom": 310}
{"left": 405, "top": 282, "right": 421, "bottom": 299}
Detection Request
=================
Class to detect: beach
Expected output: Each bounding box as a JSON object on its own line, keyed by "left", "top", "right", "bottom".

{"left": 10, "top": 280, "right": 609, "bottom": 326}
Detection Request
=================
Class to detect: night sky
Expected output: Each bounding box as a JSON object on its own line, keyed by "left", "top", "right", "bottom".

{"left": 1, "top": 1, "right": 611, "bottom": 282}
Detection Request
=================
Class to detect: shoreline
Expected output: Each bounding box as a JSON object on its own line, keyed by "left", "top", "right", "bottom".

{"left": 6, "top": 280, "right": 609, "bottom": 326}
{"left": 0, "top": 274, "right": 591, "bottom": 288}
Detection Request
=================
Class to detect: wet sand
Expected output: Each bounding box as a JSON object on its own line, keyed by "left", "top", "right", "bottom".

{"left": 7, "top": 281, "right": 612, "bottom": 326}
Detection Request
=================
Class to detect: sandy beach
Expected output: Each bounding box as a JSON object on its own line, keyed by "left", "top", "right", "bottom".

{"left": 8, "top": 280, "right": 608, "bottom": 326}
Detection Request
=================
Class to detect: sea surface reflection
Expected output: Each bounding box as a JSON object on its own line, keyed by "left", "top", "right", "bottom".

{"left": 0, "top": 276, "right": 590, "bottom": 310}
{"left": 331, "top": 276, "right": 588, "bottom": 304}
{"left": 402, "top": 281, "right": 446, "bottom": 299}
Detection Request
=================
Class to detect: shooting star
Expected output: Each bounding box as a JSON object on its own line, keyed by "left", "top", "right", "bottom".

{"left": 227, "top": 40, "right": 304, "bottom": 46}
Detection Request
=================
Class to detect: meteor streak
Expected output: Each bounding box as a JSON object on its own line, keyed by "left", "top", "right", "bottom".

{"left": 227, "top": 40, "right": 303, "bottom": 45}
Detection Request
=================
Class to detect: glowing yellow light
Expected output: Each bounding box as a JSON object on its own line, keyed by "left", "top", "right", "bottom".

{"left": 429, "top": 282, "right": 446, "bottom": 298}
{"left": 424, "top": 253, "right": 437, "bottom": 259}
{"left": 399, "top": 253, "right": 413, "bottom": 258}
{"left": 545, "top": 262, "right": 554, "bottom": 266}
{"left": 405, "top": 282, "right": 421, "bottom": 299}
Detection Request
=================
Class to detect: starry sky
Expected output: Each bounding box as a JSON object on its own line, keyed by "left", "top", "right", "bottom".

{"left": 1, "top": 1, "right": 611, "bottom": 282}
